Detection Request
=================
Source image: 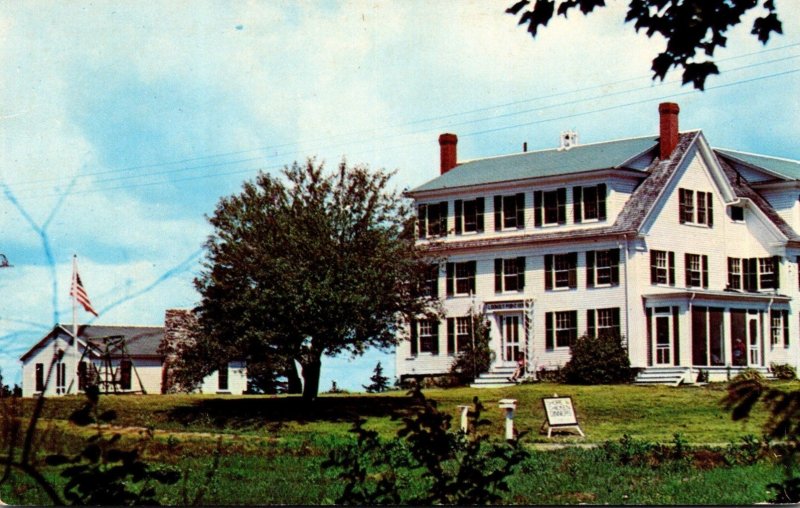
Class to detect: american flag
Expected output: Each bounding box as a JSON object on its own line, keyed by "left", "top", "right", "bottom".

{"left": 71, "top": 266, "right": 98, "bottom": 317}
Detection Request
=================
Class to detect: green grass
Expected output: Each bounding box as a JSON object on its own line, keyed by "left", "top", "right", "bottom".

{"left": 1, "top": 380, "right": 797, "bottom": 505}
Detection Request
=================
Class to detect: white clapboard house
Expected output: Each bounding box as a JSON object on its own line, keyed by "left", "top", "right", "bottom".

{"left": 397, "top": 102, "right": 800, "bottom": 386}
{"left": 19, "top": 310, "right": 246, "bottom": 397}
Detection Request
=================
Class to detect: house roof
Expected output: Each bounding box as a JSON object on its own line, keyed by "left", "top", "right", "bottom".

{"left": 411, "top": 135, "right": 659, "bottom": 193}
{"left": 20, "top": 324, "right": 164, "bottom": 362}
{"left": 715, "top": 149, "right": 800, "bottom": 181}
{"left": 424, "top": 132, "right": 698, "bottom": 253}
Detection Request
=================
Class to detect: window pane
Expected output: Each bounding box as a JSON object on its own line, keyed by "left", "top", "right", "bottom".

{"left": 583, "top": 186, "right": 598, "bottom": 220}
{"left": 503, "top": 196, "right": 517, "bottom": 229}
{"left": 544, "top": 191, "right": 559, "bottom": 224}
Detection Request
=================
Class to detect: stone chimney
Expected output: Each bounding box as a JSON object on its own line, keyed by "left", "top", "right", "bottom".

{"left": 439, "top": 133, "right": 458, "bottom": 174}
{"left": 658, "top": 102, "right": 680, "bottom": 160}
{"left": 159, "top": 308, "right": 199, "bottom": 394}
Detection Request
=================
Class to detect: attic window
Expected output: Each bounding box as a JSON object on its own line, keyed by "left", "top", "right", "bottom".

{"left": 730, "top": 206, "right": 744, "bottom": 222}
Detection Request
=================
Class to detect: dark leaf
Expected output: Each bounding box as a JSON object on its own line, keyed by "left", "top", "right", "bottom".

{"left": 98, "top": 410, "right": 117, "bottom": 423}
{"left": 45, "top": 454, "right": 70, "bottom": 466}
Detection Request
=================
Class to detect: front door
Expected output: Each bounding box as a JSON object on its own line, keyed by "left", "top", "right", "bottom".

{"left": 501, "top": 315, "right": 521, "bottom": 362}
{"left": 655, "top": 314, "right": 672, "bottom": 365}
{"left": 747, "top": 313, "right": 761, "bottom": 366}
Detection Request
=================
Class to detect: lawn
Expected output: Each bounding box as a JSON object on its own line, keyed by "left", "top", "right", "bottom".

{"left": 0, "top": 380, "right": 796, "bottom": 505}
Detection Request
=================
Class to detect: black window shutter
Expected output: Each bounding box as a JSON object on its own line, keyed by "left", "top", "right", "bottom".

{"left": 684, "top": 253, "right": 691, "bottom": 287}
{"left": 702, "top": 255, "right": 709, "bottom": 288}
{"left": 446, "top": 263, "right": 454, "bottom": 296}
{"left": 679, "top": 189, "right": 686, "bottom": 224}
{"left": 707, "top": 193, "right": 713, "bottom": 227}
{"left": 773, "top": 256, "right": 781, "bottom": 289}
{"left": 494, "top": 196, "right": 502, "bottom": 231}
{"left": 517, "top": 256, "right": 526, "bottom": 289}
{"left": 612, "top": 307, "right": 621, "bottom": 333}
{"left": 568, "top": 252, "right": 578, "bottom": 289}
{"left": 454, "top": 200, "right": 463, "bottom": 235}
{"left": 430, "top": 264, "right": 439, "bottom": 298}
{"left": 439, "top": 202, "right": 448, "bottom": 237}
{"left": 447, "top": 318, "right": 455, "bottom": 355}
{"left": 417, "top": 204, "right": 427, "bottom": 239}
{"left": 650, "top": 251, "right": 658, "bottom": 284}
{"left": 468, "top": 261, "right": 476, "bottom": 294}
{"left": 668, "top": 252, "right": 676, "bottom": 286}
{"left": 797, "top": 256, "right": 800, "bottom": 290}
{"left": 586, "top": 250, "right": 595, "bottom": 288}
{"left": 476, "top": 198, "right": 485, "bottom": 233}
{"left": 587, "top": 309, "right": 596, "bottom": 337}
{"left": 783, "top": 310, "right": 789, "bottom": 347}
{"left": 557, "top": 188, "right": 567, "bottom": 224}
{"left": 748, "top": 258, "right": 758, "bottom": 291}
{"left": 494, "top": 259, "right": 503, "bottom": 293}
{"left": 516, "top": 193, "right": 525, "bottom": 228}
{"left": 544, "top": 254, "right": 553, "bottom": 290}
{"left": 598, "top": 184, "right": 607, "bottom": 221}
{"left": 534, "top": 191, "right": 543, "bottom": 227}
{"left": 672, "top": 306, "right": 680, "bottom": 365}
{"left": 573, "top": 186, "right": 583, "bottom": 224}
{"left": 610, "top": 249, "right": 620, "bottom": 285}
{"left": 431, "top": 321, "right": 439, "bottom": 355}
{"left": 545, "top": 312, "right": 554, "bottom": 350}
{"left": 410, "top": 320, "right": 418, "bottom": 356}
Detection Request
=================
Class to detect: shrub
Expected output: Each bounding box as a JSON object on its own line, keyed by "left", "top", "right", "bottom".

{"left": 732, "top": 368, "right": 764, "bottom": 382}
{"left": 770, "top": 363, "right": 797, "bottom": 380}
{"left": 561, "top": 333, "right": 632, "bottom": 384}
{"left": 450, "top": 308, "right": 495, "bottom": 385}
{"left": 696, "top": 369, "right": 709, "bottom": 383}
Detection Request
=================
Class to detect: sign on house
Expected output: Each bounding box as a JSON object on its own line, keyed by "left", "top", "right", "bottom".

{"left": 541, "top": 395, "right": 584, "bottom": 437}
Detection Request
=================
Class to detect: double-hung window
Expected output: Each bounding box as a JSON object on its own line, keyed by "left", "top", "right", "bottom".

{"left": 544, "top": 253, "right": 577, "bottom": 290}
{"left": 650, "top": 250, "right": 675, "bottom": 286}
{"left": 446, "top": 261, "right": 476, "bottom": 296}
{"left": 685, "top": 253, "right": 709, "bottom": 288}
{"left": 494, "top": 257, "right": 526, "bottom": 292}
{"left": 573, "top": 184, "right": 607, "bottom": 223}
{"left": 447, "top": 317, "right": 472, "bottom": 355}
{"left": 770, "top": 309, "right": 789, "bottom": 348}
{"left": 545, "top": 310, "right": 578, "bottom": 349}
{"left": 586, "top": 249, "right": 620, "bottom": 287}
{"left": 587, "top": 308, "right": 621, "bottom": 338}
{"left": 410, "top": 319, "right": 439, "bottom": 355}
{"left": 454, "top": 198, "right": 485, "bottom": 234}
{"left": 728, "top": 258, "right": 741, "bottom": 289}
{"left": 493, "top": 194, "right": 525, "bottom": 230}
{"left": 417, "top": 202, "right": 448, "bottom": 239}
{"left": 533, "top": 188, "right": 567, "bottom": 226}
{"left": 678, "top": 188, "right": 713, "bottom": 226}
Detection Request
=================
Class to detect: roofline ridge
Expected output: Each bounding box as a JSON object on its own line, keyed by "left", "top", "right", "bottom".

{"left": 714, "top": 147, "right": 800, "bottom": 165}
{"left": 458, "top": 133, "right": 660, "bottom": 165}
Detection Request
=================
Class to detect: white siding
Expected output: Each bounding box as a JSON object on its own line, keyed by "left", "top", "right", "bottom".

{"left": 198, "top": 361, "right": 247, "bottom": 395}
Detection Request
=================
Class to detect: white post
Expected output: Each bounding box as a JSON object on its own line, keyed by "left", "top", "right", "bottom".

{"left": 457, "top": 405, "right": 470, "bottom": 433}
{"left": 498, "top": 399, "right": 517, "bottom": 440}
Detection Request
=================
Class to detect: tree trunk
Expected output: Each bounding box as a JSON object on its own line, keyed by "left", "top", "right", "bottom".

{"left": 286, "top": 361, "right": 302, "bottom": 394}
{"left": 301, "top": 356, "right": 322, "bottom": 403}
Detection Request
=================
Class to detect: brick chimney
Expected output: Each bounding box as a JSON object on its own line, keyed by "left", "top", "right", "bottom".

{"left": 658, "top": 102, "right": 680, "bottom": 160}
{"left": 439, "top": 133, "right": 458, "bottom": 174}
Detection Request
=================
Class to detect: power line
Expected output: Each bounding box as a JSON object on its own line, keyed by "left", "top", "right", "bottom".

{"left": 7, "top": 44, "right": 799, "bottom": 189}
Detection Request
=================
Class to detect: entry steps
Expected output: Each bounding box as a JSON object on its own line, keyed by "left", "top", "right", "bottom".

{"left": 470, "top": 365, "right": 517, "bottom": 388}
{"left": 635, "top": 366, "right": 774, "bottom": 386}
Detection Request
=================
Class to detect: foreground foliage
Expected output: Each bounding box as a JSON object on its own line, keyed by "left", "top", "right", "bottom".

{"left": 324, "top": 389, "right": 528, "bottom": 504}
{"left": 506, "top": 0, "right": 784, "bottom": 89}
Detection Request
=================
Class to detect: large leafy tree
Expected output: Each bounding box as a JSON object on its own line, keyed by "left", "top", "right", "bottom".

{"left": 193, "top": 159, "right": 436, "bottom": 402}
{"left": 507, "top": 0, "right": 784, "bottom": 90}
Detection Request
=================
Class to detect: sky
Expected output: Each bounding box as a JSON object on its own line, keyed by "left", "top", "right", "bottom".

{"left": 1, "top": 1, "right": 799, "bottom": 391}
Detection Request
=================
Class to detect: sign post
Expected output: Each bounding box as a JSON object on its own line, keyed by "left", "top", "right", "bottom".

{"left": 541, "top": 395, "right": 584, "bottom": 438}
{"left": 498, "top": 399, "right": 517, "bottom": 440}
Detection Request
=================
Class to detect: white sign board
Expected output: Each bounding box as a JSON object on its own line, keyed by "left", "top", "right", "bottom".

{"left": 542, "top": 396, "right": 578, "bottom": 426}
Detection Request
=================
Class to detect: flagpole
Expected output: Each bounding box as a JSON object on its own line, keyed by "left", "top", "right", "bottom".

{"left": 70, "top": 255, "right": 78, "bottom": 394}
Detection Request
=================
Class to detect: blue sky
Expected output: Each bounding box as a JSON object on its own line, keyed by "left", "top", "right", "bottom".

{"left": 1, "top": 1, "right": 798, "bottom": 391}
